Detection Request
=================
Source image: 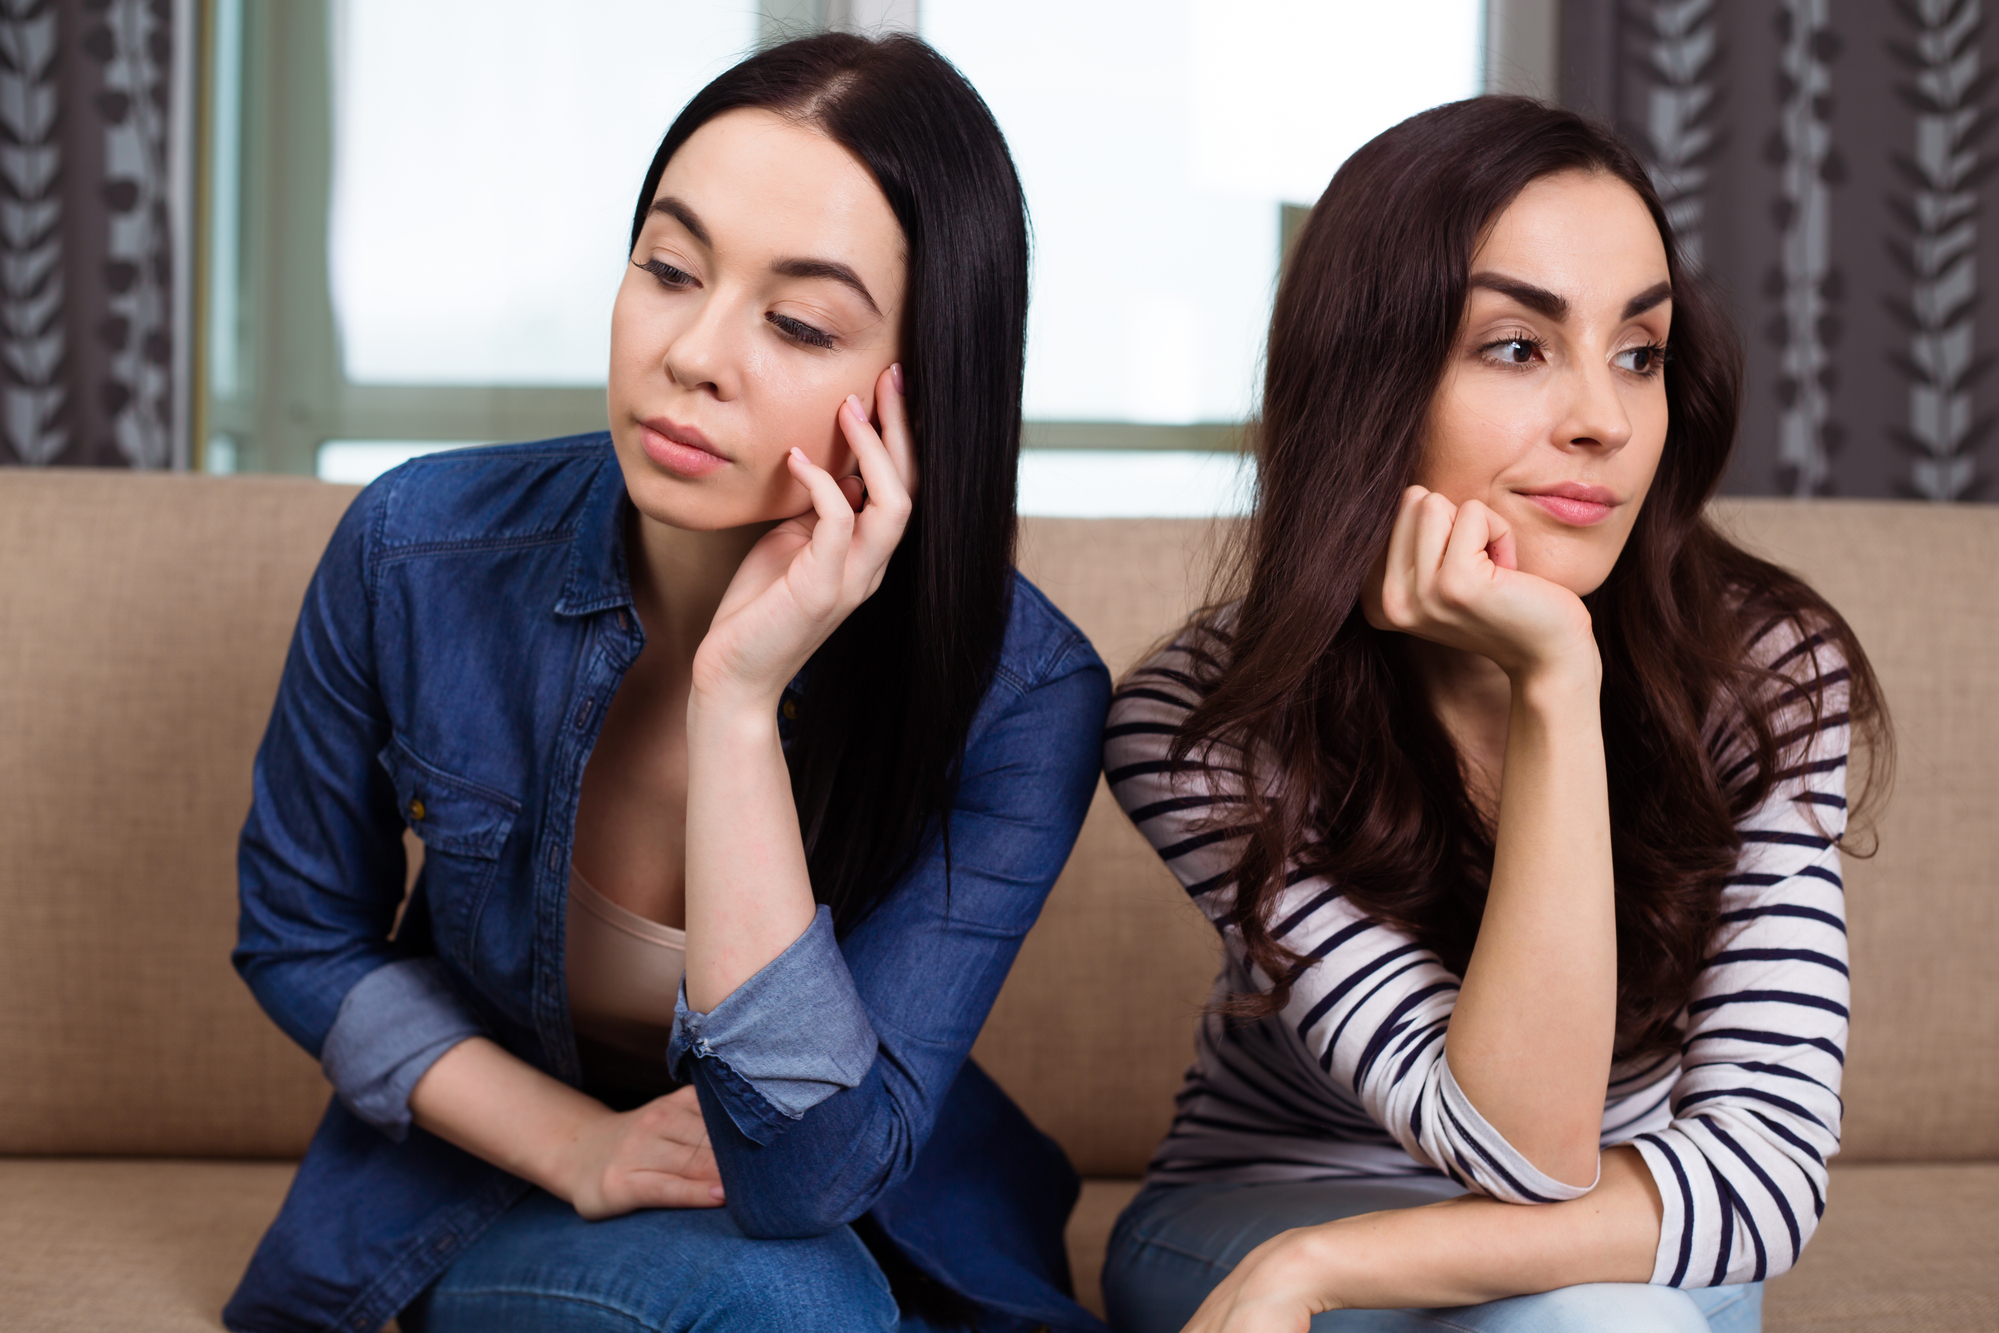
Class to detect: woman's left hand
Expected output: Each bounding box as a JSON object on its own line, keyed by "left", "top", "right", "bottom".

{"left": 691, "top": 363, "right": 916, "bottom": 710}
{"left": 1179, "top": 1228, "right": 1338, "bottom": 1333}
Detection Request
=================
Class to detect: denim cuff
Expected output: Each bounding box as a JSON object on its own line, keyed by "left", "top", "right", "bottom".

{"left": 321, "top": 957, "right": 485, "bottom": 1141}
{"left": 669, "top": 905, "right": 877, "bottom": 1145}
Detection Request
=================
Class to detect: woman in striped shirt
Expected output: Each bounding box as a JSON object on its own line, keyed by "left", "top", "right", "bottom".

{"left": 1101, "top": 98, "right": 1889, "bottom": 1333}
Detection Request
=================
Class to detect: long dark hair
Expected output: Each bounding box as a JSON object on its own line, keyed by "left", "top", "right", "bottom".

{"left": 635, "top": 34, "right": 1027, "bottom": 931}
{"left": 1173, "top": 97, "right": 1891, "bottom": 1059}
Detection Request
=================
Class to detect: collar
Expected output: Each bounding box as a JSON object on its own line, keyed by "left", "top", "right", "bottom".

{"left": 552, "top": 440, "right": 637, "bottom": 619}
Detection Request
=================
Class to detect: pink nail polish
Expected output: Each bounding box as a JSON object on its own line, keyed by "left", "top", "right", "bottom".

{"left": 891, "top": 363, "right": 904, "bottom": 394}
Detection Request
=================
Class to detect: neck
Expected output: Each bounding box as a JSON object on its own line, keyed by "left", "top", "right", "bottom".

{"left": 1406, "top": 638, "right": 1514, "bottom": 812}
{"left": 627, "top": 510, "right": 771, "bottom": 667}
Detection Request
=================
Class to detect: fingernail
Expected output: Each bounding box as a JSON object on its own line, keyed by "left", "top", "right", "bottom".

{"left": 710, "top": 1185, "right": 726, "bottom": 1200}
{"left": 846, "top": 393, "right": 864, "bottom": 417}
{"left": 891, "top": 362, "right": 904, "bottom": 394}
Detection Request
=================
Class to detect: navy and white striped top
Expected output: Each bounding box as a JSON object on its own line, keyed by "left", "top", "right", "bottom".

{"left": 1105, "top": 618, "right": 1850, "bottom": 1289}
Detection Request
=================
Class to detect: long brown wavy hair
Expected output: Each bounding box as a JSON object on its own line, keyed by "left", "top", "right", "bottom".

{"left": 1172, "top": 97, "right": 1892, "bottom": 1060}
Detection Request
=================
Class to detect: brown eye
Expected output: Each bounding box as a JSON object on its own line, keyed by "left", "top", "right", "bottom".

{"left": 1614, "top": 343, "right": 1670, "bottom": 375}
{"left": 1480, "top": 336, "right": 1542, "bottom": 366}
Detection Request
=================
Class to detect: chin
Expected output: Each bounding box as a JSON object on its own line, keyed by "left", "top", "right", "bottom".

{"left": 618, "top": 463, "right": 758, "bottom": 533}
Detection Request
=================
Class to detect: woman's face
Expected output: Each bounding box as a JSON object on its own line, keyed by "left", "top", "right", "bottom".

{"left": 608, "top": 108, "right": 907, "bottom": 531}
{"left": 1417, "top": 170, "right": 1673, "bottom": 597}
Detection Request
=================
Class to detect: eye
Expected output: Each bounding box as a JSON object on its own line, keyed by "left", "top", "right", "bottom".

{"left": 1614, "top": 342, "right": 1671, "bottom": 376}
{"left": 1479, "top": 334, "right": 1544, "bottom": 367}
{"left": 635, "top": 257, "right": 695, "bottom": 289}
{"left": 766, "top": 311, "right": 835, "bottom": 349}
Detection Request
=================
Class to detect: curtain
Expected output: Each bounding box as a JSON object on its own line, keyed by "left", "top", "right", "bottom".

{"left": 1566, "top": 0, "right": 1996, "bottom": 500}
{"left": 0, "top": 0, "right": 186, "bottom": 469}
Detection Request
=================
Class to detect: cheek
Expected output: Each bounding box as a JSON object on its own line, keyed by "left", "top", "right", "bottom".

{"left": 1626, "top": 388, "right": 1670, "bottom": 493}
{"left": 607, "top": 280, "right": 668, "bottom": 395}
{"left": 737, "top": 373, "right": 850, "bottom": 486}
{"left": 1416, "top": 376, "right": 1537, "bottom": 500}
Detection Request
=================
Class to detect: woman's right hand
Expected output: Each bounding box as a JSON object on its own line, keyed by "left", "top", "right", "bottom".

{"left": 1364, "top": 486, "right": 1597, "bottom": 684}
{"left": 558, "top": 1084, "right": 724, "bottom": 1219}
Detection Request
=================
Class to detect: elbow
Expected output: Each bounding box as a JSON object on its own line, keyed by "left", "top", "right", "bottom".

{"left": 1533, "top": 1142, "right": 1606, "bottom": 1196}
{"left": 713, "top": 1133, "right": 907, "bottom": 1240}
{"left": 723, "top": 1181, "right": 877, "bottom": 1240}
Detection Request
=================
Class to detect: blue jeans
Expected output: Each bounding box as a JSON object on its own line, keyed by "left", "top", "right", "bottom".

{"left": 1103, "top": 1179, "right": 1762, "bottom": 1333}
{"left": 399, "top": 1188, "right": 957, "bottom": 1333}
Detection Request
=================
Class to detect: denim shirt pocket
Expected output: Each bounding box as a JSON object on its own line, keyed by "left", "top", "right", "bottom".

{"left": 378, "top": 737, "right": 521, "bottom": 978}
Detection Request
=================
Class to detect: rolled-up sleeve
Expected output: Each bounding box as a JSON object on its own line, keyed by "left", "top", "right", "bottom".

{"left": 686, "top": 598, "right": 1111, "bottom": 1239}
{"left": 321, "top": 957, "right": 486, "bottom": 1140}
{"left": 668, "top": 906, "right": 877, "bottom": 1144}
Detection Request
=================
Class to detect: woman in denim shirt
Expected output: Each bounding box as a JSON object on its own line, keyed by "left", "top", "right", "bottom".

{"left": 226, "top": 34, "right": 1109, "bottom": 1333}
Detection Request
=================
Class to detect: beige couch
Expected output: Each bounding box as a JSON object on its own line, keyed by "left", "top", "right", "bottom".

{"left": 1, "top": 471, "right": 1994, "bottom": 1331}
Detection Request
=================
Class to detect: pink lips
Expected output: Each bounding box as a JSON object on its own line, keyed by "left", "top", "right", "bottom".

{"left": 1520, "top": 482, "right": 1619, "bottom": 526}
{"left": 640, "top": 417, "right": 728, "bottom": 478}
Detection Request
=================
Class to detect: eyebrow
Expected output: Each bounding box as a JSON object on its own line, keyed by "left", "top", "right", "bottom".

{"left": 772, "top": 257, "right": 882, "bottom": 318}
{"left": 1469, "top": 272, "right": 1566, "bottom": 319}
{"left": 648, "top": 196, "right": 883, "bottom": 319}
{"left": 1621, "top": 280, "right": 1674, "bottom": 320}
{"left": 1467, "top": 271, "right": 1674, "bottom": 323}
{"left": 650, "top": 196, "right": 710, "bottom": 248}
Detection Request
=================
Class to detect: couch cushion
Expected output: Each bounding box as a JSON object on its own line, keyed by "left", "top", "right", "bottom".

{"left": 0, "top": 472, "right": 354, "bottom": 1156}
{"left": 0, "top": 1157, "right": 296, "bottom": 1331}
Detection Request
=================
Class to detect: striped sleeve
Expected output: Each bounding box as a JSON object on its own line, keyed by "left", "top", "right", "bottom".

{"left": 1629, "top": 626, "right": 1851, "bottom": 1288}
{"left": 1105, "top": 637, "right": 1596, "bottom": 1207}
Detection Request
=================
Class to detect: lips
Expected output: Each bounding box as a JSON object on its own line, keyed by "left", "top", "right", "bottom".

{"left": 639, "top": 417, "right": 728, "bottom": 478}
{"left": 1519, "top": 482, "right": 1620, "bottom": 526}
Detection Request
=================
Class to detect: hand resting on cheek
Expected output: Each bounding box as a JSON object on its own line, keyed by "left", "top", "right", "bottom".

{"left": 691, "top": 359, "right": 917, "bottom": 710}
{"left": 1365, "top": 484, "right": 1599, "bottom": 687}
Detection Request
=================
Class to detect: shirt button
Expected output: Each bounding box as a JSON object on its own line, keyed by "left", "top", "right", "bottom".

{"left": 781, "top": 699, "right": 799, "bottom": 720}
{"left": 408, "top": 797, "right": 426, "bottom": 821}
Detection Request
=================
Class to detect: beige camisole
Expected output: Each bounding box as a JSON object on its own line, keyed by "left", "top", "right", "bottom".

{"left": 565, "top": 867, "right": 685, "bottom": 1095}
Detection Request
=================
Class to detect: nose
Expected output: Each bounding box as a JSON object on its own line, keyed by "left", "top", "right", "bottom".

{"left": 660, "top": 290, "right": 743, "bottom": 401}
{"left": 1553, "top": 355, "right": 1633, "bottom": 455}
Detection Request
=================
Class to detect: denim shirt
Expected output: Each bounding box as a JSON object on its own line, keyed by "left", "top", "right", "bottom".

{"left": 225, "top": 436, "right": 1112, "bottom": 1333}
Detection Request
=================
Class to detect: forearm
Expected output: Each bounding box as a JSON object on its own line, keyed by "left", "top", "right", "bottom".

{"left": 1295, "top": 1146, "right": 1662, "bottom": 1310}
{"left": 1445, "top": 667, "right": 1616, "bottom": 1183}
{"left": 407, "top": 1035, "right": 605, "bottom": 1200}
{"left": 681, "top": 697, "right": 818, "bottom": 1012}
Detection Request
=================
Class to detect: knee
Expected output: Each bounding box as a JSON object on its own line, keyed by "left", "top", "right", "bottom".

{"left": 1499, "top": 1283, "right": 1713, "bottom": 1333}
{"left": 687, "top": 1226, "right": 898, "bottom": 1331}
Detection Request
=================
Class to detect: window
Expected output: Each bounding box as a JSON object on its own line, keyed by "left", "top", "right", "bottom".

{"left": 200, "top": 0, "right": 1485, "bottom": 514}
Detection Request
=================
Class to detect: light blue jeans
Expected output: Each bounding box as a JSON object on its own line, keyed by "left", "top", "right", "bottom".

{"left": 398, "top": 1188, "right": 959, "bottom": 1333}
{"left": 1104, "top": 1178, "right": 1762, "bottom": 1333}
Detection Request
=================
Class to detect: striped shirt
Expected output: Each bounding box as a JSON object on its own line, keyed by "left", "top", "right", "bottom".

{"left": 1104, "top": 619, "right": 1850, "bottom": 1289}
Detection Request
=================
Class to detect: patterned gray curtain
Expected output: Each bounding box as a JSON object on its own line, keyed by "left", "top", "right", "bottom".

{"left": 1565, "top": 0, "right": 1995, "bottom": 500}
{"left": 0, "top": 0, "right": 184, "bottom": 469}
